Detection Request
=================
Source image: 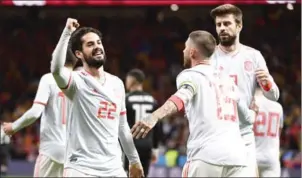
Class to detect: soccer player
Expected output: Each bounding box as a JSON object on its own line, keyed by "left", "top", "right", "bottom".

{"left": 51, "top": 18, "right": 143, "bottom": 177}
{"left": 209, "top": 4, "right": 280, "bottom": 176}
{"left": 132, "top": 30, "right": 253, "bottom": 177}
{"left": 1, "top": 49, "right": 78, "bottom": 177}
{"left": 124, "top": 69, "right": 161, "bottom": 177}
{"left": 0, "top": 125, "right": 10, "bottom": 176}
{"left": 254, "top": 88, "right": 283, "bottom": 177}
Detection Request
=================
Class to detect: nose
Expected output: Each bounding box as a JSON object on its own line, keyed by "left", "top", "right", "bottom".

{"left": 219, "top": 25, "right": 226, "bottom": 32}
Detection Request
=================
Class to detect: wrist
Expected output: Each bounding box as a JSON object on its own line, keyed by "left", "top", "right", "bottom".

{"left": 130, "top": 161, "right": 141, "bottom": 167}
{"left": 11, "top": 122, "right": 17, "bottom": 132}
{"left": 260, "top": 80, "right": 272, "bottom": 92}
{"left": 63, "top": 27, "right": 73, "bottom": 36}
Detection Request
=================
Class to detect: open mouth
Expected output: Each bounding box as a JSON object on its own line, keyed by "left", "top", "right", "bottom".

{"left": 93, "top": 50, "right": 103, "bottom": 57}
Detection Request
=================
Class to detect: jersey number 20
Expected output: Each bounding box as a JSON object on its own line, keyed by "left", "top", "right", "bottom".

{"left": 254, "top": 112, "right": 280, "bottom": 137}
{"left": 132, "top": 104, "right": 153, "bottom": 123}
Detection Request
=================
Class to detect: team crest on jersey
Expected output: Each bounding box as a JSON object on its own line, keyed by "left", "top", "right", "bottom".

{"left": 244, "top": 60, "right": 253, "bottom": 72}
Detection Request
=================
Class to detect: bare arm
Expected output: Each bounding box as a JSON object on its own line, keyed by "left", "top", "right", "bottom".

{"left": 132, "top": 86, "right": 194, "bottom": 139}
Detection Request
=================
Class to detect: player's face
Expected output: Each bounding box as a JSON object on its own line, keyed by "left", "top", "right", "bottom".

{"left": 215, "top": 14, "right": 241, "bottom": 46}
{"left": 125, "top": 75, "right": 136, "bottom": 91}
{"left": 76, "top": 32, "right": 106, "bottom": 68}
{"left": 183, "top": 39, "right": 192, "bottom": 68}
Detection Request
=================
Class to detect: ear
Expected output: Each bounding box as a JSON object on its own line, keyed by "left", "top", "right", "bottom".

{"left": 237, "top": 24, "right": 243, "bottom": 33}
{"left": 190, "top": 48, "right": 198, "bottom": 59}
{"left": 75, "top": 50, "right": 83, "bottom": 60}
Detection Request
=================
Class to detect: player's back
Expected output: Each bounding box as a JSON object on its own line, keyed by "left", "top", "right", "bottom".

{"left": 38, "top": 73, "right": 68, "bottom": 164}
{"left": 126, "top": 91, "right": 157, "bottom": 149}
{"left": 182, "top": 65, "right": 247, "bottom": 166}
{"left": 254, "top": 95, "right": 283, "bottom": 166}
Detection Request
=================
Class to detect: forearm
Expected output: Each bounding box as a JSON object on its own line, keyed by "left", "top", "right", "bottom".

{"left": 12, "top": 104, "right": 44, "bottom": 132}
{"left": 119, "top": 115, "right": 141, "bottom": 165}
{"left": 51, "top": 27, "right": 72, "bottom": 88}
{"left": 152, "top": 100, "right": 178, "bottom": 121}
{"left": 237, "top": 99, "right": 256, "bottom": 124}
{"left": 152, "top": 86, "right": 194, "bottom": 121}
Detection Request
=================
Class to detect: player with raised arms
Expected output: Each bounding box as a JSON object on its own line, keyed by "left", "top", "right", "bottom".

{"left": 51, "top": 18, "right": 143, "bottom": 177}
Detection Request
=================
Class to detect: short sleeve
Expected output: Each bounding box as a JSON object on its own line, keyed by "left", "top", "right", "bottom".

{"left": 176, "top": 71, "right": 198, "bottom": 95}
{"left": 33, "top": 75, "right": 51, "bottom": 106}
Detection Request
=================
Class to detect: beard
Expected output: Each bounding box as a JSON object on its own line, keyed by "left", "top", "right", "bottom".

{"left": 183, "top": 55, "right": 191, "bottom": 69}
{"left": 84, "top": 49, "right": 106, "bottom": 69}
{"left": 85, "top": 56, "right": 105, "bottom": 68}
{"left": 218, "top": 33, "right": 237, "bottom": 47}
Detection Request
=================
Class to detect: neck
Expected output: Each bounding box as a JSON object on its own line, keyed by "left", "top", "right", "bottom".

{"left": 191, "top": 59, "right": 210, "bottom": 67}
{"left": 83, "top": 64, "right": 103, "bottom": 78}
{"left": 130, "top": 85, "right": 143, "bottom": 92}
{"left": 219, "top": 37, "right": 240, "bottom": 53}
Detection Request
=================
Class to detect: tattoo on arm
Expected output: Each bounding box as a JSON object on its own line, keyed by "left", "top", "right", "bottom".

{"left": 152, "top": 100, "right": 178, "bottom": 121}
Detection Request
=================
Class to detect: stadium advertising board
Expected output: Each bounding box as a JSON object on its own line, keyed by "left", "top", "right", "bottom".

{"left": 0, "top": 0, "right": 298, "bottom": 6}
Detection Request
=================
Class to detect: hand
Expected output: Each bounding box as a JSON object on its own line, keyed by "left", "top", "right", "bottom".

{"left": 151, "top": 149, "right": 159, "bottom": 164}
{"left": 2, "top": 122, "right": 14, "bottom": 135}
{"left": 131, "top": 116, "right": 158, "bottom": 139}
{"left": 255, "top": 69, "right": 270, "bottom": 86}
{"left": 129, "top": 163, "right": 144, "bottom": 178}
{"left": 249, "top": 98, "right": 259, "bottom": 115}
{"left": 66, "top": 18, "right": 80, "bottom": 32}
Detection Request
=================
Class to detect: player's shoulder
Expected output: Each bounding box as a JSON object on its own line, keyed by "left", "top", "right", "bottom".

{"left": 40, "top": 73, "right": 55, "bottom": 84}
{"left": 177, "top": 68, "right": 199, "bottom": 79}
{"left": 105, "top": 72, "right": 124, "bottom": 87}
{"left": 241, "top": 44, "right": 262, "bottom": 55}
{"left": 273, "top": 101, "right": 283, "bottom": 111}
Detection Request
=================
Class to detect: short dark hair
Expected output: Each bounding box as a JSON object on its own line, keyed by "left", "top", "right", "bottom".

{"left": 188, "top": 30, "right": 217, "bottom": 58}
{"left": 127, "top": 69, "right": 145, "bottom": 84}
{"left": 69, "top": 27, "right": 103, "bottom": 55}
{"left": 210, "top": 4, "right": 243, "bottom": 25}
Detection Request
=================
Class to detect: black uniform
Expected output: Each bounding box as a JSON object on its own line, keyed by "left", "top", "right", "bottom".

{"left": 124, "top": 91, "right": 162, "bottom": 177}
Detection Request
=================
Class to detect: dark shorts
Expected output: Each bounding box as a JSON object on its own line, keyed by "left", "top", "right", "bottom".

{"left": 0, "top": 144, "right": 9, "bottom": 166}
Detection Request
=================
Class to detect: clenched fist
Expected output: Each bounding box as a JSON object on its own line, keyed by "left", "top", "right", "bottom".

{"left": 66, "top": 18, "right": 80, "bottom": 32}
{"left": 2, "top": 122, "right": 14, "bottom": 135}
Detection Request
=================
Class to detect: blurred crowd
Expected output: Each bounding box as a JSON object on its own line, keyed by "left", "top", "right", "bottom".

{"left": 0, "top": 5, "right": 300, "bottom": 168}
